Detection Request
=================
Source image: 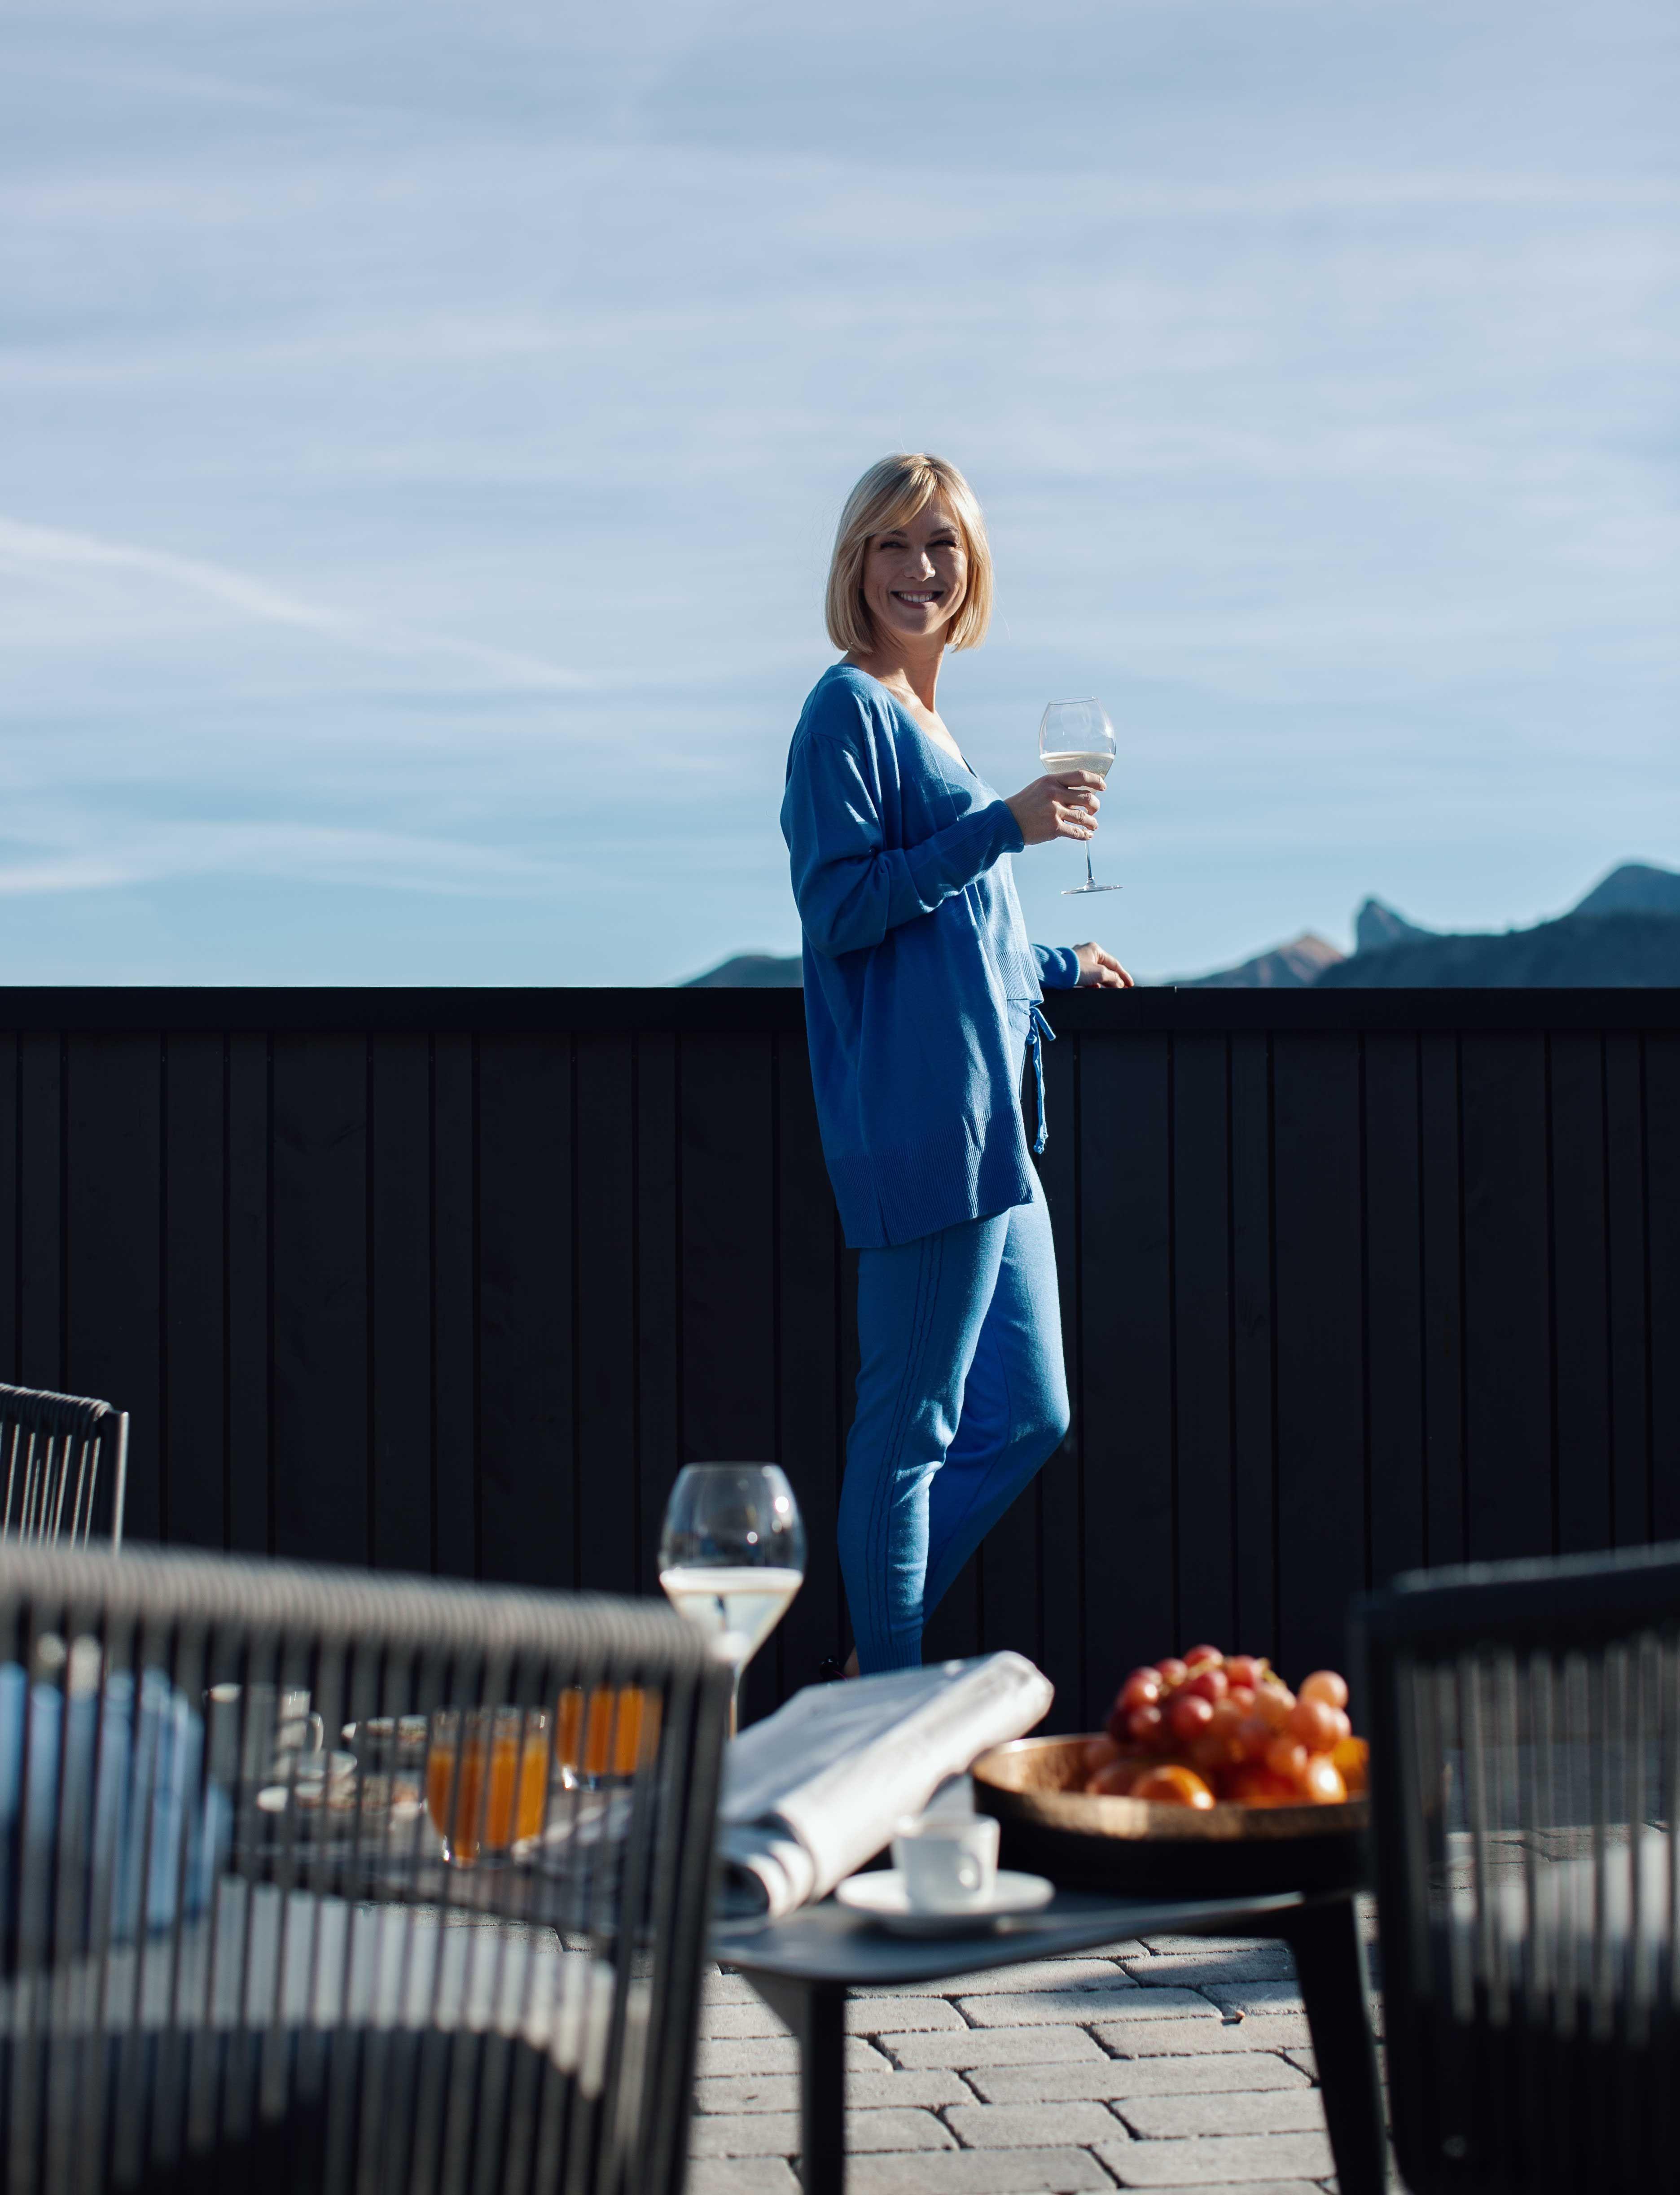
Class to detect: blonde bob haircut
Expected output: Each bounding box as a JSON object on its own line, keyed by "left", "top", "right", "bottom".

{"left": 825, "top": 453, "right": 994, "bottom": 656}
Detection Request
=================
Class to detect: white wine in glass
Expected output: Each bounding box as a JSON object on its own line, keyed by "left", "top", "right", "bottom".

{"left": 1040, "top": 697, "right": 1121, "bottom": 896}
{"left": 659, "top": 1464, "right": 805, "bottom": 1737}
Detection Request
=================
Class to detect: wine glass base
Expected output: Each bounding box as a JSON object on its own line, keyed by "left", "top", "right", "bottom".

{"left": 1062, "top": 881, "right": 1123, "bottom": 894}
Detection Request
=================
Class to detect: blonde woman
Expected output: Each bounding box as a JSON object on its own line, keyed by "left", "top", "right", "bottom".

{"left": 780, "top": 453, "right": 1132, "bottom": 1674}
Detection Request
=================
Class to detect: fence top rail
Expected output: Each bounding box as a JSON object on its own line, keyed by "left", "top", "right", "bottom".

{"left": 0, "top": 985, "right": 1676, "bottom": 1038}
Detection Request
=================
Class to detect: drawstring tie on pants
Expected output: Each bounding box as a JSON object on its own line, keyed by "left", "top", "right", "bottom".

{"left": 1028, "top": 1006, "right": 1054, "bottom": 1156}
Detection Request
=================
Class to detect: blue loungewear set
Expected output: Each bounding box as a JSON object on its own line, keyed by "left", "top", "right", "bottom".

{"left": 780, "top": 663, "right": 1081, "bottom": 1673}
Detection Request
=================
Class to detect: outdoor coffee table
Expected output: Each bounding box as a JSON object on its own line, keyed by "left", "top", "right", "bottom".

{"left": 712, "top": 1885, "right": 1385, "bottom": 2195}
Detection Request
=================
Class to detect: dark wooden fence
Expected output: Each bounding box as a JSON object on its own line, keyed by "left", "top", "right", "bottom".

{"left": 1, "top": 987, "right": 1675, "bottom": 1731}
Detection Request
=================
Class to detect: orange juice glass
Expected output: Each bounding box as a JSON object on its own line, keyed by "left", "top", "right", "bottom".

{"left": 425, "top": 1707, "right": 550, "bottom": 1865}
{"left": 555, "top": 1686, "right": 661, "bottom": 1786}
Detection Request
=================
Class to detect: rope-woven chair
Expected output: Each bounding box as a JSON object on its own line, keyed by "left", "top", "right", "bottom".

{"left": 0, "top": 1386, "right": 128, "bottom": 1549}
{"left": 1356, "top": 1542, "right": 1680, "bottom": 2195}
{"left": 0, "top": 1542, "right": 730, "bottom": 2195}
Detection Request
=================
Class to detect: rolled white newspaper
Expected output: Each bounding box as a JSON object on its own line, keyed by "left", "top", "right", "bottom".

{"left": 717, "top": 1653, "right": 1053, "bottom": 1919}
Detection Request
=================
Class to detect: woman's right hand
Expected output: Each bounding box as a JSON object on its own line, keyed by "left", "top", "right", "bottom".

{"left": 1006, "top": 772, "right": 1102, "bottom": 847}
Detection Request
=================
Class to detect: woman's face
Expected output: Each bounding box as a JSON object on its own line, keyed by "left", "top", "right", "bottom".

{"left": 859, "top": 497, "right": 969, "bottom": 650}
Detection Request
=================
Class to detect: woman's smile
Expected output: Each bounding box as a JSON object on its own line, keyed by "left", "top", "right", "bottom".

{"left": 860, "top": 496, "right": 969, "bottom": 642}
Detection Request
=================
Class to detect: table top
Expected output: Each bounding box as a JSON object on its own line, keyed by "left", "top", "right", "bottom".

{"left": 711, "top": 1885, "right": 1308, "bottom": 1988}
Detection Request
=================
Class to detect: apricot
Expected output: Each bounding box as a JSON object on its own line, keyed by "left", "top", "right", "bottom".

{"left": 1331, "top": 1734, "right": 1369, "bottom": 1796}
{"left": 1302, "top": 1754, "right": 1348, "bottom": 1805}
{"left": 1131, "top": 1763, "right": 1216, "bottom": 1808}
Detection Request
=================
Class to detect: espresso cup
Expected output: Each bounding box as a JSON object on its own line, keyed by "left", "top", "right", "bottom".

{"left": 890, "top": 1814, "right": 1000, "bottom": 1911}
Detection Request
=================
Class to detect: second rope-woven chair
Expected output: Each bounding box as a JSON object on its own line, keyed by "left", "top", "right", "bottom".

{"left": 1358, "top": 1541, "right": 1680, "bottom": 2195}
{"left": 0, "top": 1381, "right": 128, "bottom": 1547}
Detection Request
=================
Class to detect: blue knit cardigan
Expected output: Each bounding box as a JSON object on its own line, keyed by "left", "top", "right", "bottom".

{"left": 781, "top": 664, "right": 1081, "bottom": 1249}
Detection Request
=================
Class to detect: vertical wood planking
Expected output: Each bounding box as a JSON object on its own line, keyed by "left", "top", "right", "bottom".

{"left": 477, "top": 1037, "right": 574, "bottom": 1589}
{"left": 773, "top": 1033, "right": 846, "bottom": 1687}
{"left": 1547, "top": 1035, "right": 1611, "bottom": 1552}
{"left": 1171, "top": 1034, "right": 1234, "bottom": 1651}
{"left": 1459, "top": 1035, "right": 1553, "bottom": 1560}
{"left": 678, "top": 1033, "right": 779, "bottom": 1721}
{"left": 163, "top": 1035, "right": 228, "bottom": 1548}
{"left": 1604, "top": 1034, "right": 1649, "bottom": 1544}
{"left": 0, "top": 1034, "right": 18, "bottom": 1379}
{"left": 1362, "top": 1033, "right": 1426, "bottom": 1583}
{"left": 1032, "top": 1033, "right": 1084, "bottom": 1727}
{"left": 1078, "top": 1032, "right": 1174, "bottom": 1684}
{"left": 1417, "top": 1034, "right": 1465, "bottom": 1566}
{"left": 678, "top": 1034, "right": 777, "bottom": 1467}
{"left": 574, "top": 1035, "right": 638, "bottom": 1597}
{"left": 1229, "top": 1033, "right": 1276, "bottom": 1661}
{"left": 368, "top": 1035, "right": 434, "bottom": 1573}
{"left": 431, "top": 1035, "right": 478, "bottom": 1578}
{"left": 65, "top": 1036, "right": 163, "bottom": 1541}
{"left": 922, "top": 1551, "right": 982, "bottom": 1665}
{"left": 18, "top": 1034, "right": 64, "bottom": 1391}
{"left": 1647, "top": 1036, "right": 1680, "bottom": 1542}
{"left": 1272, "top": 1034, "right": 1364, "bottom": 1679}
{"left": 634, "top": 1033, "right": 681, "bottom": 1595}
{"left": 270, "top": 1036, "right": 368, "bottom": 1564}
{"left": 225, "top": 1035, "right": 271, "bottom": 1554}
{"left": 977, "top": 1467, "right": 1044, "bottom": 1666}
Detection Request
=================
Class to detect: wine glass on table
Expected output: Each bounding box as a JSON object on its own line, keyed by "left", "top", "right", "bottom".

{"left": 1040, "top": 698, "right": 1120, "bottom": 895}
{"left": 659, "top": 1465, "right": 806, "bottom": 1738}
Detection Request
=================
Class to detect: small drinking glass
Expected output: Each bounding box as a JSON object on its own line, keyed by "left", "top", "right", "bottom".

{"left": 553, "top": 1684, "right": 661, "bottom": 1789}
{"left": 658, "top": 1464, "right": 805, "bottom": 1737}
{"left": 425, "top": 1706, "right": 550, "bottom": 1866}
{"left": 1039, "top": 697, "right": 1120, "bottom": 895}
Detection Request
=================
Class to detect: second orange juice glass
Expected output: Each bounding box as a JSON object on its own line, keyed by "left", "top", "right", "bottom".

{"left": 426, "top": 1707, "right": 550, "bottom": 1865}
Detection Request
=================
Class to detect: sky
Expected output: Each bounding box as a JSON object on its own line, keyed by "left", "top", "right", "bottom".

{"left": 3, "top": 0, "right": 1677, "bottom": 986}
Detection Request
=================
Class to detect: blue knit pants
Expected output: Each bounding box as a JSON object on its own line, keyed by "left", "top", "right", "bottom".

{"left": 838, "top": 1177, "right": 1070, "bottom": 1673}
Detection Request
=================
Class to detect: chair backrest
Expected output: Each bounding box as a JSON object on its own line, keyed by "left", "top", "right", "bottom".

{"left": 1355, "top": 1542, "right": 1680, "bottom": 2195}
{"left": 0, "top": 1542, "right": 731, "bottom": 2195}
{"left": 0, "top": 1385, "right": 128, "bottom": 1549}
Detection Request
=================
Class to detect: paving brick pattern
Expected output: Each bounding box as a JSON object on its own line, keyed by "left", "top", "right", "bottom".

{"left": 692, "top": 1907, "right": 1392, "bottom": 2192}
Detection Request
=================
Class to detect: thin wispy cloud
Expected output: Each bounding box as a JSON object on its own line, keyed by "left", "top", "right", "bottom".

{"left": 0, "top": 811, "right": 558, "bottom": 899}
{"left": 0, "top": 516, "right": 349, "bottom": 631}
{"left": 0, "top": 515, "right": 589, "bottom": 689}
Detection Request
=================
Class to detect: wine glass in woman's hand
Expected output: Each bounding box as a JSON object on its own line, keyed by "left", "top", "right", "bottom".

{"left": 1038, "top": 699, "right": 1120, "bottom": 894}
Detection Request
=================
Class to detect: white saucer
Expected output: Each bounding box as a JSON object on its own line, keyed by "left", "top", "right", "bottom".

{"left": 833, "top": 1867, "right": 1055, "bottom": 1936}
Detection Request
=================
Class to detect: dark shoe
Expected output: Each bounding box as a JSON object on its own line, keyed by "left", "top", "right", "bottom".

{"left": 816, "top": 1656, "right": 847, "bottom": 1683}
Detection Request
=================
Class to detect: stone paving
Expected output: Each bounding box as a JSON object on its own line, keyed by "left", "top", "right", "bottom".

{"left": 689, "top": 1914, "right": 1389, "bottom": 2195}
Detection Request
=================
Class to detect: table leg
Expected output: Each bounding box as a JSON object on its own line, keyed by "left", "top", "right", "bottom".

{"left": 1275, "top": 1896, "right": 1387, "bottom": 2195}
{"left": 742, "top": 1973, "right": 847, "bottom": 2195}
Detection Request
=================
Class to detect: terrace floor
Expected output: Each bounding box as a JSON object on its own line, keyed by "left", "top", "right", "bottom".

{"left": 690, "top": 1904, "right": 1389, "bottom": 2194}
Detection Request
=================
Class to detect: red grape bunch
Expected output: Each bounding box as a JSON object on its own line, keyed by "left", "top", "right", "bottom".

{"left": 1080, "top": 1644, "right": 1366, "bottom": 1809}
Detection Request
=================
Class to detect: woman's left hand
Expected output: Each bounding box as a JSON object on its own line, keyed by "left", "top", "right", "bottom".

{"left": 1075, "top": 942, "right": 1134, "bottom": 988}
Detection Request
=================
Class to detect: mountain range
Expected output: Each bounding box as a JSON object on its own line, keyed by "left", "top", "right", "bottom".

{"left": 683, "top": 862, "right": 1680, "bottom": 988}
{"left": 1181, "top": 862, "right": 1680, "bottom": 987}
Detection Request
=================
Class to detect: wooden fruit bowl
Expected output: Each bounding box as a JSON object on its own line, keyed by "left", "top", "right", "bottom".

{"left": 972, "top": 1735, "right": 1370, "bottom": 1896}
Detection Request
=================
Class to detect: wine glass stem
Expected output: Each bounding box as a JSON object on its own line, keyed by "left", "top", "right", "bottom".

{"left": 728, "top": 1661, "right": 744, "bottom": 1740}
{"left": 1085, "top": 844, "right": 1097, "bottom": 888}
